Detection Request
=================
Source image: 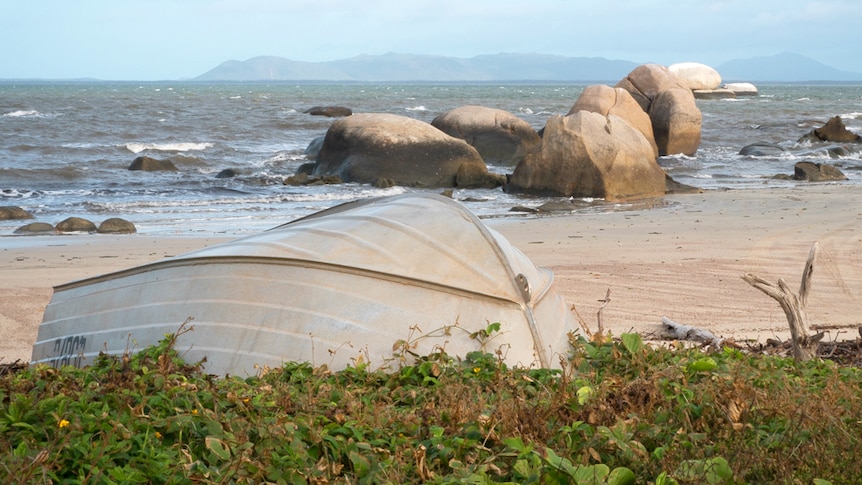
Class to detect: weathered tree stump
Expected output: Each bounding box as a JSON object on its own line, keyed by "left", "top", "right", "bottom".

{"left": 742, "top": 242, "right": 824, "bottom": 360}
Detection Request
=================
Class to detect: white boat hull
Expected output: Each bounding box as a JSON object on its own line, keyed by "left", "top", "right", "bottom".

{"left": 32, "top": 194, "right": 576, "bottom": 375}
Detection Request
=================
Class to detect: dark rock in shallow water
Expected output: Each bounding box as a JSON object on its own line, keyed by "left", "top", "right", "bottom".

{"left": 798, "top": 116, "right": 862, "bottom": 144}
{"left": 55, "top": 217, "right": 97, "bottom": 233}
{"left": 283, "top": 173, "right": 343, "bottom": 186}
{"left": 0, "top": 206, "right": 34, "bottom": 220}
{"left": 792, "top": 161, "right": 848, "bottom": 182}
{"left": 215, "top": 168, "right": 240, "bottom": 178}
{"left": 304, "top": 136, "right": 326, "bottom": 160}
{"left": 97, "top": 218, "right": 137, "bottom": 234}
{"left": 304, "top": 106, "right": 353, "bottom": 117}
{"left": 129, "top": 156, "right": 178, "bottom": 172}
{"left": 14, "top": 222, "right": 55, "bottom": 235}
{"left": 797, "top": 145, "right": 852, "bottom": 159}
{"left": 295, "top": 162, "right": 316, "bottom": 176}
{"left": 739, "top": 142, "right": 787, "bottom": 157}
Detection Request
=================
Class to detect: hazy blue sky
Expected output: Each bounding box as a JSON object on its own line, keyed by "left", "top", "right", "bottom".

{"left": 2, "top": 0, "right": 860, "bottom": 80}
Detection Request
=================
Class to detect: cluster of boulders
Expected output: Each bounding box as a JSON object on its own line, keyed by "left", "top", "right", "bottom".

{"left": 298, "top": 63, "right": 717, "bottom": 201}
{"left": 506, "top": 64, "right": 710, "bottom": 200}
{"left": 1, "top": 207, "right": 136, "bottom": 235}
{"left": 117, "top": 65, "right": 857, "bottom": 210}
{"left": 740, "top": 115, "right": 861, "bottom": 181}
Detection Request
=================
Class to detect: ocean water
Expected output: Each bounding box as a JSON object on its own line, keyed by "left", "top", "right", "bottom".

{"left": 1, "top": 81, "right": 861, "bottom": 236}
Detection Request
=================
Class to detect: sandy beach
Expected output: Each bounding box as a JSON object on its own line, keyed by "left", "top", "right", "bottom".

{"left": 2, "top": 184, "right": 861, "bottom": 364}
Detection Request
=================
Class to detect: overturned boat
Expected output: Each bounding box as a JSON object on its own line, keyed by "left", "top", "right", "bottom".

{"left": 31, "top": 194, "right": 575, "bottom": 375}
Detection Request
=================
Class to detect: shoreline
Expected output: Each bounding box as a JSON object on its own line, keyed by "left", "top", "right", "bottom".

{"left": 3, "top": 184, "right": 861, "bottom": 364}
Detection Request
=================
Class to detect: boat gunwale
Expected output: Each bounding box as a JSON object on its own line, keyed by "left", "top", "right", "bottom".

{"left": 51, "top": 254, "right": 558, "bottom": 309}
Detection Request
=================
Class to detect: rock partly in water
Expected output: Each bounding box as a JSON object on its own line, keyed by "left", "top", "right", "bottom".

{"left": 792, "top": 161, "right": 848, "bottom": 182}
{"left": 304, "top": 135, "right": 326, "bottom": 160}
{"left": 431, "top": 105, "right": 541, "bottom": 166}
{"left": 668, "top": 62, "right": 722, "bottom": 90}
{"left": 693, "top": 89, "right": 736, "bottom": 100}
{"left": 55, "top": 217, "right": 97, "bottom": 233}
{"left": 310, "top": 113, "right": 493, "bottom": 188}
{"left": 722, "top": 82, "right": 759, "bottom": 96}
{"left": 304, "top": 106, "right": 353, "bottom": 117}
{"left": 13, "top": 222, "right": 55, "bottom": 235}
{"left": 129, "top": 156, "right": 179, "bottom": 172}
{"left": 650, "top": 87, "right": 702, "bottom": 156}
{"left": 505, "top": 111, "right": 665, "bottom": 201}
{"left": 215, "top": 168, "right": 240, "bottom": 178}
{"left": 0, "top": 206, "right": 34, "bottom": 220}
{"left": 798, "top": 116, "right": 862, "bottom": 144}
{"left": 97, "top": 218, "right": 137, "bottom": 234}
{"left": 797, "top": 145, "right": 854, "bottom": 159}
{"left": 283, "top": 173, "right": 344, "bottom": 186}
{"left": 739, "top": 142, "right": 788, "bottom": 157}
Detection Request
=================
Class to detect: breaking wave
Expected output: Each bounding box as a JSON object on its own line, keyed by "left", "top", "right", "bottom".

{"left": 125, "top": 142, "right": 214, "bottom": 154}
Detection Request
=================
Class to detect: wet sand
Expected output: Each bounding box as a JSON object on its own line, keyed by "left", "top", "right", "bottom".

{"left": 2, "top": 184, "right": 861, "bottom": 363}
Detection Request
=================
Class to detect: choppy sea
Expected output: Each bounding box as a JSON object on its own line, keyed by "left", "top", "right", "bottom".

{"left": 1, "top": 81, "right": 861, "bottom": 236}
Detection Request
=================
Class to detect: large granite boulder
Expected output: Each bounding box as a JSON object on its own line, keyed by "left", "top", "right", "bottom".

{"left": 430, "top": 105, "right": 541, "bottom": 165}
{"left": 504, "top": 111, "right": 666, "bottom": 201}
{"left": 651, "top": 88, "right": 703, "bottom": 156}
{"left": 568, "top": 85, "right": 658, "bottom": 158}
{"left": 616, "top": 64, "right": 702, "bottom": 156}
{"left": 311, "top": 113, "right": 497, "bottom": 188}
{"left": 798, "top": 116, "right": 862, "bottom": 144}
{"left": 615, "top": 64, "right": 681, "bottom": 111}
{"left": 668, "top": 62, "right": 722, "bottom": 90}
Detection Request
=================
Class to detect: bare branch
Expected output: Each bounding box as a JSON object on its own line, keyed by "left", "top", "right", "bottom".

{"left": 799, "top": 241, "right": 819, "bottom": 307}
{"left": 742, "top": 242, "right": 820, "bottom": 361}
{"left": 596, "top": 288, "right": 611, "bottom": 335}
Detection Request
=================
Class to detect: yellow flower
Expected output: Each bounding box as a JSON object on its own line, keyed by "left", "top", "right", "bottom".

{"left": 58, "top": 419, "right": 70, "bottom": 429}
{"left": 154, "top": 431, "right": 163, "bottom": 439}
{"left": 192, "top": 409, "right": 198, "bottom": 415}
{"left": 473, "top": 367, "right": 481, "bottom": 374}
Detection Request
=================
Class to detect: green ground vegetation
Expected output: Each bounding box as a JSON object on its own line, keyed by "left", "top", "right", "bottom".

{"left": 2, "top": 328, "right": 860, "bottom": 484}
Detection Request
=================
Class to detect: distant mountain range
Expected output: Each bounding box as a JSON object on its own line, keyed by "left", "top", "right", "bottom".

{"left": 194, "top": 52, "right": 862, "bottom": 83}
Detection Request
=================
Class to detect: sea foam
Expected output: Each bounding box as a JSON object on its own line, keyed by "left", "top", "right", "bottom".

{"left": 125, "top": 142, "right": 214, "bottom": 154}
{"left": 3, "top": 110, "right": 57, "bottom": 118}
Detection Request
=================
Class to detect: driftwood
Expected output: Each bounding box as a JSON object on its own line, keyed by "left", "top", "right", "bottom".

{"left": 661, "top": 316, "right": 726, "bottom": 348}
{"left": 742, "top": 242, "right": 824, "bottom": 360}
